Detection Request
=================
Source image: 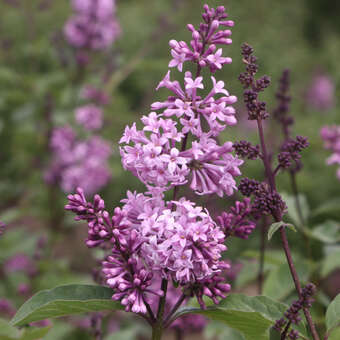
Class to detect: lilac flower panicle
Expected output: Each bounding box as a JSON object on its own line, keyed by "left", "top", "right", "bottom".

{"left": 81, "top": 85, "right": 109, "bottom": 105}
{"left": 75, "top": 104, "right": 103, "bottom": 131}
{"left": 45, "top": 127, "right": 112, "bottom": 194}
{"left": 66, "top": 188, "right": 231, "bottom": 312}
{"left": 64, "top": 0, "right": 120, "bottom": 50}
{"left": 65, "top": 4, "right": 246, "bottom": 318}
{"left": 168, "top": 5, "right": 234, "bottom": 73}
{"left": 306, "top": 73, "right": 335, "bottom": 111}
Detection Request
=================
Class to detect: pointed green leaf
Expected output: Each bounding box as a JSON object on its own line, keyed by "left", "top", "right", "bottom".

{"left": 321, "top": 249, "right": 340, "bottom": 277}
{"left": 263, "top": 262, "right": 310, "bottom": 301}
{"left": 170, "top": 294, "right": 307, "bottom": 340}
{"left": 268, "top": 222, "right": 296, "bottom": 241}
{"left": 312, "top": 198, "right": 340, "bottom": 220}
{"left": 281, "top": 193, "right": 309, "bottom": 227}
{"left": 309, "top": 221, "right": 340, "bottom": 244}
{"left": 11, "top": 285, "right": 122, "bottom": 327}
{"left": 326, "top": 294, "right": 340, "bottom": 332}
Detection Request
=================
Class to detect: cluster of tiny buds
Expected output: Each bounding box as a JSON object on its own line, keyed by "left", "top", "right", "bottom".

{"left": 217, "top": 198, "right": 256, "bottom": 239}
{"left": 273, "top": 283, "right": 316, "bottom": 339}
{"left": 239, "top": 43, "right": 271, "bottom": 120}
{"left": 278, "top": 136, "right": 309, "bottom": 171}
{"left": 238, "top": 178, "right": 287, "bottom": 218}
{"left": 273, "top": 69, "right": 293, "bottom": 131}
{"left": 233, "top": 140, "right": 261, "bottom": 160}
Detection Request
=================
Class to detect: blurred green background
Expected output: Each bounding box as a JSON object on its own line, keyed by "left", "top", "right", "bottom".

{"left": 0, "top": 0, "right": 339, "bottom": 339}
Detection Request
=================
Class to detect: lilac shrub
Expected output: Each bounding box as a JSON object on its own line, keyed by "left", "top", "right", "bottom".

{"left": 66, "top": 5, "right": 254, "bottom": 339}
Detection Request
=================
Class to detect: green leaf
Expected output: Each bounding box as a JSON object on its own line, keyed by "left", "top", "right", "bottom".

{"left": 171, "top": 294, "right": 307, "bottom": 340}
{"left": 269, "top": 328, "right": 281, "bottom": 340}
{"left": 0, "top": 319, "right": 21, "bottom": 340}
{"left": 19, "top": 327, "right": 51, "bottom": 340}
{"left": 11, "top": 285, "right": 122, "bottom": 327}
{"left": 263, "top": 262, "right": 310, "bottom": 301}
{"left": 312, "top": 198, "right": 340, "bottom": 220}
{"left": 328, "top": 326, "right": 340, "bottom": 340}
{"left": 268, "top": 222, "right": 296, "bottom": 241}
{"left": 321, "top": 249, "right": 340, "bottom": 277}
{"left": 326, "top": 294, "right": 340, "bottom": 333}
{"left": 281, "top": 192, "right": 309, "bottom": 227}
{"left": 0, "top": 319, "right": 50, "bottom": 340}
{"left": 309, "top": 221, "right": 340, "bottom": 244}
{"left": 205, "top": 321, "right": 245, "bottom": 340}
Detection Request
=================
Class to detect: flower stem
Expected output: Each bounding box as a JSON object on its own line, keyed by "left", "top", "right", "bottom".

{"left": 152, "top": 279, "right": 168, "bottom": 340}
{"left": 258, "top": 216, "right": 269, "bottom": 294}
{"left": 164, "top": 293, "right": 187, "bottom": 328}
{"left": 256, "top": 118, "right": 320, "bottom": 340}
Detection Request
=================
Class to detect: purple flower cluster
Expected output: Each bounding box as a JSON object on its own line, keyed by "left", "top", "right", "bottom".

{"left": 66, "top": 5, "right": 251, "bottom": 324}
{"left": 238, "top": 179, "right": 287, "bottom": 218}
{"left": 81, "top": 85, "right": 109, "bottom": 106}
{"left": 168, "top": 5, "right": 234, "bottom": 73}
{"left": 64, "top": 0, "right": 120, "bottom": 50}
{"left": 0, "top": 299, "right": 15, "bottom": 318}
{"left": 75, "top": 104, "right": 103, "bottom": 131}
{"left": 273, "top": 283, "right": 316, "bottom": 339}
{"left": 306, "top": 73, "right": 335, "bottom": 111}
{"left": 45, "top": 126, "right": 111, "bottom": 194}
{"left": 217, "top": 198, "right": 256, "bottom": 239}
{"left": 321, "top": 125, "right": 340, "bottom": 179}
{"left": 2, "top": 236, "right": 46, "bottom": 298}
{"left": 278, "top": 136, "right": 309, "bottom": 172}
{"left": 66, "top": 188, "right": 230, "bottom": 312}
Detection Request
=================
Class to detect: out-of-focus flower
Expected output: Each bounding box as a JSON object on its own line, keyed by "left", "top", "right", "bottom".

{"left": 45, "top": 126, "right": 112, "bottom": 194}
{"left": 75, "top": 104, "right": 103, "bottom": 131}
{"left": 306, "top": 73, "right": 335, "bottom": 111}
{"left": 64, "top": 0, "right": 120, "bottom": 50}
{"left": 321, "top": 125, "right": 340, "bottom": 179}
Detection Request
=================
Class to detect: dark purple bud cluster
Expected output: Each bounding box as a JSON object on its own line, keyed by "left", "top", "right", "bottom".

{"left": 252, "top": 183, "right": 287, "bottom": 217}
{"left": 239, "top": 43, "right": 270, "bottom": 120}
{"left": 273, "top": 69, "right": 293, "bottom": 133}
{"left": 233, "top": 140, "right": 260, "bottom": 160}
{"left": 238, "top": 178, "right": 260, "bottom": 197}
{"left": 278, "top": 136, "right": 309, "bottom": 171}
{"left": 217, "top": 198, "right": 256, "bottom": 239}
{"left": 238, "top": 179, "right": 286, "bottom": 218}
{"left": 273, "top": 283, "right": 316, "bottom": 339}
